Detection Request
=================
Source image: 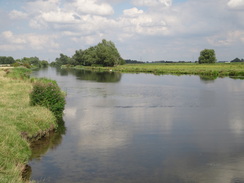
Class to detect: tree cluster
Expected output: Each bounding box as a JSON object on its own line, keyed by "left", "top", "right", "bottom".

{"left": 15, "top": 57, "right": 49, "bottom": 68}
{"left": 0, "top": 56, "right": 49, "bottom": 68}
{"left": 125, "top": 59, "right": 145, "bottom": 64}
{"left": 231, "top": 58, "right": 244, "bottom": 62}
{"left": 198, "top": 49, "right": 217, "bottom": 64}
{"left": 52, "top": 39, "right": 125, "bottom": 67}
{"left": 0, "top": 56, "right": 15, "bottom": 64}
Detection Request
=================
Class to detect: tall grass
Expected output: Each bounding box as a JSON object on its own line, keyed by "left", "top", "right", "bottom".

{"left": 5, "top": 67, "right": 31, "bottom": 80}
{"left": 0, "top": 68, "right": 58, "bottom": 183}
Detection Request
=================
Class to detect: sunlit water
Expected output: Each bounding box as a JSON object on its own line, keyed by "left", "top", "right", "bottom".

{"left": 29, "top": 67, "right": 244, "bottom": 183}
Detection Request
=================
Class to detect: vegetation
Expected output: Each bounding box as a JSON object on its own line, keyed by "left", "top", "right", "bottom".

{"left": 73, "top": 62, "right": 244, "bottom": 77}
{"left": 231, "top": 57, "right": 244, "bottom": 62}
{"left": 125, "top": 59, "right": 145, "bottom": 64}
{"left": 0, "top": 68, "right": 65, "bottom": 183}
{"left": 198, "top": 49, "right": 217, "bottom": 64}
{"left": 30, "top": 78, "right": 66, "bottom": 120}
{"left": 5, "top": 67, "right": 31, "bottom": 80}
{"left": 0, "top": 56, "right": 49, "bottom": 69}
{"left": 14, "top": 57, "right": 49, "bottom": 69}
{"left": 0, "top": 56, "right": 15, "bottom": 64}
{"left": 51, "top": 39, "right": 125, "bottom": 67}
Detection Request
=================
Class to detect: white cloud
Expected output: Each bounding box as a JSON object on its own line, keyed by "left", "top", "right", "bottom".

{"left": 0, "top": 44, "right": 24, "bottom": 51}
{"left": 228, "top": 0, "right": 244, "bottom": 9}
{"left": 123, "top": 7, "right": 143, "bottom": 17}
{"left": 0, "top": 31, "right": 59, "bottom": 51}
{"left": 207, "top": 30, "right": 244, "bottom": 46}
{"left": 25, "top": 0, "right": 60, "bottom": 13}
{"left": 0, "top": 0, "right": 244, "bottom": 61}
{"left": 132, "top": 0, "right": 172, "bottom": 7}
{"left": 2, "top": 31, "right": 26, "bottom": 44}
{"left": 119, "top": 9, "right": 171, "bottom": 37}
{"left": 41, "top": 9, "right": 80, "bottom": 23}
{"left": 71, "top": 0, "right": 114, "bottom": 15}
{"left": 9, "top": 10, "right": 28, "bottom": 20}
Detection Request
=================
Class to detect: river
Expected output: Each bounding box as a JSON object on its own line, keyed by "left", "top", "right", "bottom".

{"left": 29, "top": 67, "right": 244, "bottom": 183}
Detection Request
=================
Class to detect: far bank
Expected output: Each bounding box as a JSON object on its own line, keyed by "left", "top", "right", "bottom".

{"left": 64, "top": 63, "right": 244, "bottom": 78}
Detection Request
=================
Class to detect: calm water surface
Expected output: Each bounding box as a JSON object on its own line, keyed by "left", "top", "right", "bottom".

{"left": 30, "top": 67, "right": 244, "bottom": 183}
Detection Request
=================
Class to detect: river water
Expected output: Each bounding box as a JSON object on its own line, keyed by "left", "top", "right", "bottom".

{"left": 29, "top": 67, "right": 244, "bottom": 183}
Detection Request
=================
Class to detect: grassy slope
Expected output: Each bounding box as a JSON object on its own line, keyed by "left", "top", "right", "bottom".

{"left": 0, "top": 69, "right": 57, "bottom": 183}
{"left": 75, "top": 63, "right": 244, "bottom": 77}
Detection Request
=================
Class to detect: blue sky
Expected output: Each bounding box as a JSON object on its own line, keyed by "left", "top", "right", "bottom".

{"left": 0, "top": 0, "right": 244, "bottom": 62}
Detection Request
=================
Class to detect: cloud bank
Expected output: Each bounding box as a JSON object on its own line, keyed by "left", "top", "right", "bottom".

{"left": 0, "top": 0, "right": 243, "bottom": 61}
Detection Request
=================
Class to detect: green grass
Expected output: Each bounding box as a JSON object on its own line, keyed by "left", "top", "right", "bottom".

{"left": 74, "top": 63, "right": 244, "bottom": 77}
{"left": 0, "top": 68, "right": 57, "bottom": 183}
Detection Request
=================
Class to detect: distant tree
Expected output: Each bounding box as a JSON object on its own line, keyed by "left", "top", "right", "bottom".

{"left": 72, "top": 39, "right": 125, "bottom": 67}
{"left": 82, "top": 46, "right": 98, "bottom": 66}
{"left": 231, "top": 58, "right": 244, "bottom": 62}
{"left": 72, "top": 49, "right": 84, "bottom": 65}
{"left": 55, "top": 54, "right": 70, "bottom": 66}
{"left": 29, "top": 57, "right": 40, "bottom": 66}
{"left": 0, "top": 56, "right": 15, "bottom": 64}
{"left": 125, "top": 59, "right": 144, "bottom": 64}
{"left": 198, "top": 49, "right": 217, "bottom": 64}
{"left": 18, "top": 57, "right": 44, "bottom": 68}
{"left": 50, "top": 61, "right": 57, "bottom": 67}
{"left": 40, "top": 60, "right": 49, "bottom": 67}
{"left": 95, "top": 39, "right": 125, "bottom": 66}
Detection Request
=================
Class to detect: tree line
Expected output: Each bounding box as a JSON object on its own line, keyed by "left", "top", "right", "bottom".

{"left": 0, "top": 56, "right": 15, "bottom": 64}
{"left": 51, "top": 39, "right": 125, "bottom": 67}
{"left": 230, "top": 58, "right": 244, "bottom": 62}
{"left": 0, "top": 56, "right": 48, "bottom": 68}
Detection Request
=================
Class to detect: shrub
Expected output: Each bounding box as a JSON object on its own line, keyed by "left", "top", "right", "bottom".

{"left": 29, "top": 79, "right": 66, "bottom": 120}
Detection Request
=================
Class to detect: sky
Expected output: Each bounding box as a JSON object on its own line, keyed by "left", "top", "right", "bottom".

{"left": 0, "top": 0, "right": 244, "bottom": 62}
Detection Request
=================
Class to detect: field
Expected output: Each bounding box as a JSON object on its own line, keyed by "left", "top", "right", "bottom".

{"left": 75, "top": 63, "right": 244, "bottom": 78}
{"left": 0, "top": 68, "right": 57, "bottom": 183}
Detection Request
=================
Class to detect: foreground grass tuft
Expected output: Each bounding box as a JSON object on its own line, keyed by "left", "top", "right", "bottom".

{"left": 0, "top": 68, "right": 58, "bottom": 183}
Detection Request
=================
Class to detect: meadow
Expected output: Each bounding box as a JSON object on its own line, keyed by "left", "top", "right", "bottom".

{"left": 74, "top": 63, "right": 244, "bottom": 78}
{"left": 0, "top": 68, "right": 58, "bottom": 183}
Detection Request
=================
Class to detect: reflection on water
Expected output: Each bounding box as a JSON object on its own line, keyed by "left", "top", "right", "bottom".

{"left": 29, "top": 67, "right": 244, "bottom": 183}
{"left": 199, "top": 75, "right": 217, "bottom": 83}
{"left": 24, "top": 121, "right": 66, "bottom": 180}
{"left": 30, "top": 120, "right": 66, "bottom": 160}
{"left": 56, "top": 67, "right": 122, "bottom": 82}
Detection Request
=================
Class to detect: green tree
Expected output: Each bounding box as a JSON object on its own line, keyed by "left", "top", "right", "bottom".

{"left": 198, "top": 49, "right": 217, "bottom": 64}
{"left": 40, "top": 60, "right": 49, "bottom": 67}
{"left": 55, "top": 54, "right": 70, "bottom": 66}
{"left": 82, "top": 46, "right": 98, "bottom": 66}
{"left": 29, "top": 57, "right": 41, "bottom": 67}
{"left": 0, "top": 56, "right": 15, "bottom": 64}
{"left": 96, "top": 39, "right": 124, "bottom": 66}
{"left": 230, "top": 58, "right": 244, "bottom": 62}
{"left": 72, "top": 39, "right": 125, "bottom": 67}
{"left": 72, "top": 49, "right": 84, "bottom": 65}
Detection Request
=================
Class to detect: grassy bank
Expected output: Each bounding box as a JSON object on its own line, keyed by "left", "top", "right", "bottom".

{"left": 72, "top": 63, "right": 244, "bottom": 77}
{"left": 0, "top": 68, "right": 62, "bottom": 183}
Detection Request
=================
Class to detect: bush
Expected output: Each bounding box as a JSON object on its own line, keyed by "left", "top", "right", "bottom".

{"left": 29, "top": 79, "right": 66, "bottom": 120}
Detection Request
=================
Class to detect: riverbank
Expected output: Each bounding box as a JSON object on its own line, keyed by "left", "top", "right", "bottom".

{"left": 0, "top": 68, "right": 63, "bottom": 183}
{"left": 70, "top": 63, "right": 244, "bottom": 77}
